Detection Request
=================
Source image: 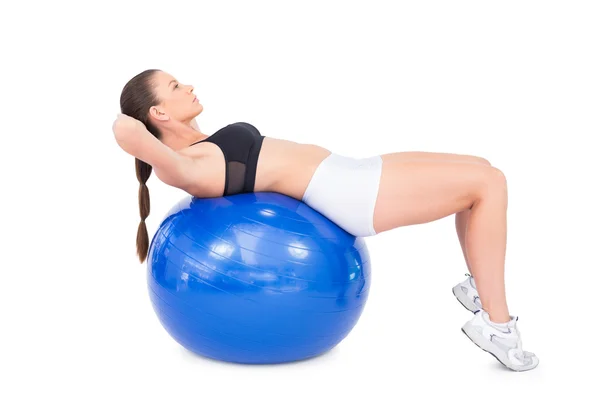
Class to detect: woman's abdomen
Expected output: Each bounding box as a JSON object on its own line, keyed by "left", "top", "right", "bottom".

{"left": 254, "top": 138, "right": 331, "bottom": 201}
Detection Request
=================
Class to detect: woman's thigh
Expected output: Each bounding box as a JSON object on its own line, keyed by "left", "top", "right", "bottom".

{"left": 392, "top": 151, "right": 492, "bottom": 166}
{"left": 372, "top": 153, "right": 501, "bottom": 234}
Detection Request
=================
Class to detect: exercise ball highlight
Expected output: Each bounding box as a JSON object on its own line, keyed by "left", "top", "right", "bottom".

{"left": 147, "top": 192, "right": 371, "bottom": 364}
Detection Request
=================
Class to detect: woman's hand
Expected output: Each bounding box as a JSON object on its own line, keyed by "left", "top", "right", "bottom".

{"left": 112, "top": 114, "right": 148, "bottom": 153}
{"left": 113, "top": 113, "right": 144, "bottom": 133}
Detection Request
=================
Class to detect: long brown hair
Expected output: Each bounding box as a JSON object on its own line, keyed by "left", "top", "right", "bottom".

{"left": 119, "top": 69, "right": 162, "bottom": 263}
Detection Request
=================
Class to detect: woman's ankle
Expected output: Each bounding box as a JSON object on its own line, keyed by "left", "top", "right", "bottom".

{"left": 485, "top": 308, "right": 510, "bottom": 324}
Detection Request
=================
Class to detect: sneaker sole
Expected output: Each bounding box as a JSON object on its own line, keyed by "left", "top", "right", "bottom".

{"left": 452, "top": 286, "right": 479, "bottom": 313}
{"left": 461, "top": 324, "right": 537, "bottom": 372}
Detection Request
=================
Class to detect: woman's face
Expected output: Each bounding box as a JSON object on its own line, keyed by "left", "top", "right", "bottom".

{"left": 149, "top": 70, "right": 203, "bottom": 123}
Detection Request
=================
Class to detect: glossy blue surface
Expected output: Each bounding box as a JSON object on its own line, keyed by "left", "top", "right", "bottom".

{"left": 147, "top": 192, "right": 371, "bottom": 364}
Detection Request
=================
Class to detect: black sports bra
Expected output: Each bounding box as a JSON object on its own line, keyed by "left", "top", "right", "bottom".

{"left": 189, "top": 122, "right": 265, "bottom": 196}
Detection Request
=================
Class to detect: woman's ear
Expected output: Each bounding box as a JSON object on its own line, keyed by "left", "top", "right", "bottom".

{"left": 149, "top": 106, "right": 170, "bottom": 122}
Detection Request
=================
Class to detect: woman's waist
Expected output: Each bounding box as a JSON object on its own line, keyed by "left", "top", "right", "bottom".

{"left": 255, "top": 138, "right": 332, "bottom": 197}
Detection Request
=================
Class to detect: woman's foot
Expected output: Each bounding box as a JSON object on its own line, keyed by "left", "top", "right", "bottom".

{"left": 452, "top": 273, "right": 482, "bottom": 312}
{"left": 462, "top": 310, "right": 539, "bottom": 371}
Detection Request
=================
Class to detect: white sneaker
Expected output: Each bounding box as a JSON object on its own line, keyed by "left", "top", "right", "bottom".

{"left": 462, "top": 310, "right": 539, "bottom": 371}
{"left": 452, "top": 273, "right": 482, "bottom": 313}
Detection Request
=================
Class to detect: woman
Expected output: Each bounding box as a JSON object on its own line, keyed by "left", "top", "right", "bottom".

{"left": 114, "top": 69, "right": 538, "bottom": 372}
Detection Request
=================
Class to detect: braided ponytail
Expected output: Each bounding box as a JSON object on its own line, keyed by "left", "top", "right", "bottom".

{"left": 119, "top": 68, "right": 162, "bottom": 263}
{"left": 136, "top": 157, "right": 152, "bottom": 263}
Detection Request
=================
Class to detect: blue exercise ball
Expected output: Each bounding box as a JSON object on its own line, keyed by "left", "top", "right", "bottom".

{"left": 147, "top": 192, "right": 371, "bottom": 364}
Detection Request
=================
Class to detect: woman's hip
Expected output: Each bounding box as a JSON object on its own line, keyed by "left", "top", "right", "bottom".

{"left": 301, "top": 153, "right": 383, "bottom": 237}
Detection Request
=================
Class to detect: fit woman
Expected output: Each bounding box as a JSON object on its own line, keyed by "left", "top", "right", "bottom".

{"left": 114, "top": 69, "right": 539, "bottom": 372}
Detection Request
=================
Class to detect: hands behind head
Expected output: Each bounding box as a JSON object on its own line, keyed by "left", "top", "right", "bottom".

{"left": 113, "top": 113, "right": 196, "bottom": 137}
{"left": 113, "top": 113, "right": 144, "bottom": 132}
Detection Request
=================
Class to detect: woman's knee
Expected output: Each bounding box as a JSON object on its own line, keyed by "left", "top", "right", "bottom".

{"left": 491, "top": 167, "right": 507, "bottom": 185}
{"left": 471, "top": 166, "right": 507, "bottom": 199}
{"left": 474, "top": 156, "right": 492, "bottom": 166}
{"left": 482, "top": 167, "right": 508, "bottom": 196}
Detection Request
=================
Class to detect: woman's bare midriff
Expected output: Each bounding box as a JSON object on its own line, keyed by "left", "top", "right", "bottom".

{"left": 176, "top": 137, "right": 332, "bottom": 201}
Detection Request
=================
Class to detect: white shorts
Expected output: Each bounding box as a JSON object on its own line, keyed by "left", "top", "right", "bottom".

{"left": 301, "top": 153, "right": 383, "bottom": 237}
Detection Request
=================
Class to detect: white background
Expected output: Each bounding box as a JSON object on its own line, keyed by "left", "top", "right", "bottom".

{"left": 2, "top": 0, "right": 599, "bottom": 398}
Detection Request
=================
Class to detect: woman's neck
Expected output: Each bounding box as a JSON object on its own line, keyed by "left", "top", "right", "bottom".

{"left": 162, "top": 121, "right": 208, "bottom": 150}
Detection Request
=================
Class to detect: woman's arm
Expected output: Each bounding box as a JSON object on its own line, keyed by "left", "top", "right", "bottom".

{"left": 113, "top": 117, "right": 195, "bottom": 188}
